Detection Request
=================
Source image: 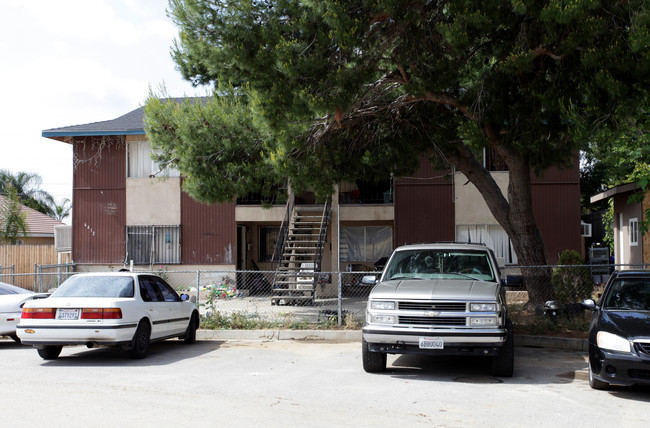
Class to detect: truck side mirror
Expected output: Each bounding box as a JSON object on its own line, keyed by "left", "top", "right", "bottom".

{"left": 361, "top": 275, "right": 378, "bottom": 286}
{"left": 504, "top": 275, "right": 523, "bottom": 287}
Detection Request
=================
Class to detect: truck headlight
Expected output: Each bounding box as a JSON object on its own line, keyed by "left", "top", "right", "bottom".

{"left": 370, "top": 301, "right": 395, "bottom": 310}
{"left": 597, "top": 331, "right": 631, "bottom": 353}
{"left": 369, "top": 315, "right": 396, "bottom": 324}
{"left": 470, "top": 303, "right": 498, "bottom": 312}
{"left": 469, "top": 317, "right": 498, "bottom": 326}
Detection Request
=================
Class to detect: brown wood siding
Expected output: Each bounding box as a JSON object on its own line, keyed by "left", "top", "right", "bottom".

{"left": 530, "top": 164, "right": 578, "bottom": 184}
{"left": 73, "top": 138, "right": 126, "bottom": 264}
{"left": 531, "top": 163, "right": 581, "bottom": 264}
{"left": 73, "top": 137, "right": 126, "bottom": 189}
{"left": 181, "top": 191, "right": 236, "bottom": 265}
{"left": 394, "top": 159, "right": 455, "bottom": 246}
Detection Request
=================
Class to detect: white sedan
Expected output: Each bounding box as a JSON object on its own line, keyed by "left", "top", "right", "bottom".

{"left": 17, "top": 272, "right": 199, "bottom": 360}
{"left": 0, "top": 281, "right": 49, "bottom": 342}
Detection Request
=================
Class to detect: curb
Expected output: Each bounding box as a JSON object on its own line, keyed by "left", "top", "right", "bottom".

{"left": 197, "top": 329, "right": 361, "bottom": 342}
{"left": 197, "top": 330, "right": 589, "bottom": 351}
{"left": 515, "top": 335, "right": 589, "bottom": 352}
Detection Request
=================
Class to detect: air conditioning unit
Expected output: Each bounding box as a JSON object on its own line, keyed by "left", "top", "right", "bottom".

{"left": 54, "top": 225, "right": 72, "bottom": 252}
{"left": 581, "top": 221, "right": 592, "bottom": 238}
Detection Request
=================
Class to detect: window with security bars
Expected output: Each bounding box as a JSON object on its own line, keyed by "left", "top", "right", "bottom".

{"left": 126, "top": 225, "right": 181, "bottom": 265}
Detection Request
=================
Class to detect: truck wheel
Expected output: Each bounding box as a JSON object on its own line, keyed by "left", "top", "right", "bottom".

{"left": 588, "top": 358, "right": 609, "bottom": 390}
{"left": 362, "top": 338, "right": 386, "bottom": 373}
{"left": 38, "top": 345, "right": 63, "bottom": 360}
{"left": 490, "top": 319, "right": 514, "bottom": 377}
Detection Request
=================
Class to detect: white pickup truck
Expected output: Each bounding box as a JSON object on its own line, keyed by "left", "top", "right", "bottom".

{"left": 361, "top": 242, "right": 516, "bottom": 377}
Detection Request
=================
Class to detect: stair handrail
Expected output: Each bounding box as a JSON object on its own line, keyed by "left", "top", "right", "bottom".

{"left": 314, "top": 196, "right": 332, "bottom": 274}
{"left": 271, "top": 195, "right": 294, "bottom": 284}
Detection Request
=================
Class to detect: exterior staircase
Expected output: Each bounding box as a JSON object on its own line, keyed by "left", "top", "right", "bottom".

{"left": 271, "top": 198, "right": 332, "bottom": 305}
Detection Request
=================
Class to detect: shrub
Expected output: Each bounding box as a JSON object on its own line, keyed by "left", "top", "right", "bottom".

{"left": 551, "top": 250, "right": 594, "bottom": 304}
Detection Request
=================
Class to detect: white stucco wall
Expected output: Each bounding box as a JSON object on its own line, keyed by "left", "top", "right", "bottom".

{"left": 126, "top": 177, "right": 181, "bottom": 225}
{"left": 454, "top": 171, "right": 509, "bottom": 225}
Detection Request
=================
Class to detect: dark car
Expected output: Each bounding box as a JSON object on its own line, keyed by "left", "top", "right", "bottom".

{"left": 582, "top": 270, "right": 650, "bottom": 390}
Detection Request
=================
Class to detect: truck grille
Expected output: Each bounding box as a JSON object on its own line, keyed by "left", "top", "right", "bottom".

{"left": 398, "top": 316, "right": 467, "bottom": 326}
{"left": 398, "top": 302, "right": 467, "bottom": 311}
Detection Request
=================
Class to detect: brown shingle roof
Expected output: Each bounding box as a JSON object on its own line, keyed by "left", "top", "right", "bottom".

{"left": 0, "top": 195, "right": 66, "bottom": 237}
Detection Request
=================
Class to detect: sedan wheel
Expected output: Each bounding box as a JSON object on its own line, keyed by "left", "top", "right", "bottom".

{"left": 588, "top": 362, "right": 609, "bottom": 390}
{"left": 37, "top": 345, "right": 63, "bottom": 360}
{"left": 184, "top": 314, "right": 198, "bottom": 344}
{"left": 130, "top": 321, "right": 151, "bottom": 359}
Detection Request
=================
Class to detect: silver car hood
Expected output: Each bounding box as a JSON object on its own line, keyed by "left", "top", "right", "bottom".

{"left": 371, "top": 279, "right": 500, "bottom": 301}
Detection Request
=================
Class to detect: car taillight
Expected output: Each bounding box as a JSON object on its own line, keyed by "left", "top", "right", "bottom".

{"left": 81, "top": 308, "right": 123, "bottom": 320}
{"left": 21, "top": 308, "right": 56, "bottom": 319}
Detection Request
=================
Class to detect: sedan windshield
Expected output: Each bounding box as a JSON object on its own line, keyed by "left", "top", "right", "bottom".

{"left": 383, "top": 249, "right": 495, "bottom": 281}
{"left": 53, "top": 276, "right": 134, "bottom": 298}
{"left": 603, "top": 279, "right": 650, "bottom": 311}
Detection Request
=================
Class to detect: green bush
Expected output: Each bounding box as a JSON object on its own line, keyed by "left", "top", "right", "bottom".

{"left": 551, "top": 250, "right": 594, "bottom": 304}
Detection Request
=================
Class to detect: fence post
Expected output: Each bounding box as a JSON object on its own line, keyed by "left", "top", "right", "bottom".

{"left": 34, "top": 263, "right": 38, "bottom": 292}
{"left": 196, "top": 270, "right": 201, "bottom": 307}
{"left": 337, "top": 272, "right": 342, "bottom": 327}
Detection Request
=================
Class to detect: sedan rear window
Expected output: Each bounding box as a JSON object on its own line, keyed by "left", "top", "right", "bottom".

{"left": 52, "top": 276, "right": 135, "bottom": 298}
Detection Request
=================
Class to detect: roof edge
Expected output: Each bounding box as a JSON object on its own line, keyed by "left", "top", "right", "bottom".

{"left": 42, "top": 130, "right": 146, "bottom": 138}
{"left": 590, "top": 182, "right": 639, "bottom": 203}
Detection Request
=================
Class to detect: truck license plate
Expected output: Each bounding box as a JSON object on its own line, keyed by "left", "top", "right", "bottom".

{"left": 57, "top": 309, "right": 80, "bottom": 320}
{"left": 419, "top": 336, "right": 444, "bottom": 349}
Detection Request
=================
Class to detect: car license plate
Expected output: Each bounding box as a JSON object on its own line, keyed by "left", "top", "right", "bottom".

{"left": 57, "top": 309, "right": 80, "bottom": 320}
{"left": 419, "top": 336, "right": 444, "bottom": 349}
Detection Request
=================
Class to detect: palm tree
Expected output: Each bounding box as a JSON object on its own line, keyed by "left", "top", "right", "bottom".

{"left": 53, "top": 198, "right": 72, "bottom": 221}
{"left": 0, "top": 170, "right": 55, "bottom": 216}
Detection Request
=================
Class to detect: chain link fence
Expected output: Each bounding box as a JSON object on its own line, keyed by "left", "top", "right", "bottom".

{"left": 2, "top": 263, "right": 648, "bottom": 329}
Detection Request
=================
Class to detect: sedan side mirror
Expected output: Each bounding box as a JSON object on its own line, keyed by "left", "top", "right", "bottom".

{"left": 180, "top": 293, "right": 190, "bottom": 301}
{"left": 581, "top": 298, "right": 597, "bottom": 311}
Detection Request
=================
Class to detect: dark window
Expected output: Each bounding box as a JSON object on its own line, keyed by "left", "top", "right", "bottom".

{"left": 126, "top": 225, "right": 181, "bottom": 265}
{"left": 139, "top": 276, "right": 164, "bottom": 302}
{"left": 154, "top": 277, "right": 181, "bottom": 302}
{"left": 259, "top": 226, "right": 280, "bottom": 262}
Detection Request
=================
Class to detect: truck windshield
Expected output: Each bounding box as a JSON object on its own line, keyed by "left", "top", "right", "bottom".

{"left": 383, "top": 250, "right": 495, "bottom": 282}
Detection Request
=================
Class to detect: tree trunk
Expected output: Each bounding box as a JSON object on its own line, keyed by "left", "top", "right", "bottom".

{"left": 450, "top": 144, "right": 555, "bottom": 306}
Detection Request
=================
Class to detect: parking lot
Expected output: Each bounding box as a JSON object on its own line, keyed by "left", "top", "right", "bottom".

{"left": 1, "top": 336, "right": 648, "bottom": 427}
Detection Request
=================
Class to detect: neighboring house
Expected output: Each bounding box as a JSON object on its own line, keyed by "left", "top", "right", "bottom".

{"left": 42, "top": 99, "right": 581, "bottom": 297}
{"left": 0, "top": 195, "right": 66, "bottom": 245}
{"left": 591, "top": 183, "right": 649, "bottom": 267}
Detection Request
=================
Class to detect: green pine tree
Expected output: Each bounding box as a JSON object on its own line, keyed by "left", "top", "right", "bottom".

{"left": 0, "top": 185, "right": 29, "bottom": 245}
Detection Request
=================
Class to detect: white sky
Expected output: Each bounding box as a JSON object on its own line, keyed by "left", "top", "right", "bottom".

{"left": 0, "top": 1, "right": 207, "bottom": 211}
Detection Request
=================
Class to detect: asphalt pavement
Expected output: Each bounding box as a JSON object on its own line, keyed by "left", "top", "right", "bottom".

{"left": 2, "top": 331, "right": 649, "bottom": 427}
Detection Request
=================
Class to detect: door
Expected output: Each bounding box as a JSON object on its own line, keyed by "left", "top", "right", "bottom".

{"left": 138, "top": 276, "right": 170, "bottom": 339}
